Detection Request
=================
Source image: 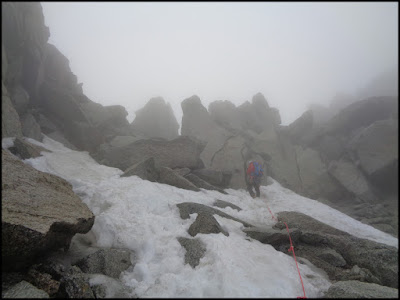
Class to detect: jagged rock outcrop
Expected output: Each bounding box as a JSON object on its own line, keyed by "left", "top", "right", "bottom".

{"left": 2, "top": 149, "right": 95, "bottom": 271}
{"left": 130, "top": 97, "right": 179, "bottom": 140}
{"left": 2, "top": 2, "right": 136, "bottom": 153}
{"left": 181, "top": 95, "right": 219, "bottom": 143}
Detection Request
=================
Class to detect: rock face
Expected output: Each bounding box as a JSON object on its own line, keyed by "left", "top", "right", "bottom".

{"left": 131, "top": 97, "right": 179, "bottom": 140}
{"left": 2, "top": 2, "right": 134, "bottom": 153}
{"left": 2, "top": 149, "right": 95, "bottom": 271}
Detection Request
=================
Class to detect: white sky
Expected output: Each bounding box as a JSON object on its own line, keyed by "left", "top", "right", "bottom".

{"left": 3, "top": 136, "right": 397, "bottom": 297}
{"left": 40, "top": 2, "right": 398, "bottom": 126}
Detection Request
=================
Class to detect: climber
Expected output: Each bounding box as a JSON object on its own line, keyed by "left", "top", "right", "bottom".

{"left": 246, "top": 160, "right": 264, "bottom": 198}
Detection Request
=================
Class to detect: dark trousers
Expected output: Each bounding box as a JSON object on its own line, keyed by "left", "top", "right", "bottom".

{"left": 246, "top": 177, "right": 261, "bottom": 198}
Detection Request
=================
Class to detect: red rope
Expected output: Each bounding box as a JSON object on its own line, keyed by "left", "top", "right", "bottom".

{"left": 266, "top": 204, "right": 307, "bottom": 299}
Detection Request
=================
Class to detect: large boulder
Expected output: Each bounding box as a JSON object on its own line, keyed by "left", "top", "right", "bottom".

{"left": 2, "top": 149, "right": 95, "bottom": 271}
{"left": 75, "top": 248, "right": 134, "bottom": 279}
{"left": 208, "top": 100, "right": 241, "bottom": 129}
{"left": 295, "top": 146, "right": 346, "bottom": 202}
{"left": 286, "top": 110, "right": 313, "bottom": 145}
{"left": 130, "top": 97, "right": 179, "bottom": 140}
{"left": 181, "top": 95, "right": 219, "bottom": 143}
{"left": 80, "top": 101, "right": 131, "bottom": 138}
{"left": 93, "top": 136, "right": 205, "bottom": 172}
{"left": 328, "top": 158, "right": 377, "bottom": 203}
{"left": 8, "top": 136, "right": 49, "bottom": 159}
{"left": 349, "top": 119, "right": 398, "bottom": 193}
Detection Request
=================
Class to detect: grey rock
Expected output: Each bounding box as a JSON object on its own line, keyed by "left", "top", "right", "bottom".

{"left": 20, "top": 113, "right": 43, "bottom": 141}
{"left": 8, "top": 137, "right": 49, "bottom": 160}
{"left": 277, "top": 211, "right": 398, "bottom": 288}
{"left": 191, "top": 168, "right": 232, "bottom": 188}
{"left": 324, "top": 280, "right": 398, "bottom": 298}
{"left": 326, "top": 96, "right": 397, "bottom": 136}
{"left": 93, "top": 136, "right": 205, "bottom": 172}
{"left": 349, "top": 119, "right": 398, "bottom": 192}
{"left": 177, "top": 237, "right": 207, "bottom": 268}
{"left": 185, "top": 173, "right": 227, "bottom": 194}
{"left": 188, "top": 213, "right": 229, "bottom": 237}
{"left": 287, "top": 110, "right": 313, "bottom": 145}
{"left": 174, "top": 167, "right": 191, "bottom": 177}
{"left": 87, "top": 274, "right": 136, "bottom": 298}
{"left": 295, "top": 145, "right": 344, "bottom": 201}
{"left": 46, "top": 131, "right": 78, "bottom": 150}
{"left": 243, "top": 226, "right": 300, "bottom": 248}
{"left": 213, "top": 199, "right": 242, "bottom": 211}
{"left": 75, "top": 248, "right": 134, "bottom": 279}
{"left": 159, "top": 167, "right": 200, "bottom": 191}
{"left": 328, "top": 158, "right": 376, "bottom": 203}
{"left": 2, "top": 43, "right": 7, "bottom": 79}
{"left": 58, "top": 266, "right": 94, "bottom": 298}
{"left": 130, "top": 97, "right": 179, "bottom": 140}
{"left": 338, "top": 265, "right": 381, "bottom": 285}
{"left": 2, "top": 81, "right": 23, "bottom": 138}
{"left": 2, "top": 280, "right": 50, "bottom": 298}
{"left": 209, "top": 100, "right": 242, "bottom": 130}
{"left": 181, "top": 95, "right": 219, "bottom": 143}
{"left": 121, "top": 157, "right": 159, "bottom": 182}
{"left": 2, "top": 149, "right": 95, "bottom": 271}
{"left": 176, "top": 202, "right": 253, "bottom": 228}
{"left": 316, "top": 248, "right": 346, "bottom": 267}
{"left": 10, "top": 84, "right": 30, "bottom": 115}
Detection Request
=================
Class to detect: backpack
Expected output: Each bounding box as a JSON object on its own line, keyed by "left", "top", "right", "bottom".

{"left": 248, "top": 161, "right": 263, "bottom": 177}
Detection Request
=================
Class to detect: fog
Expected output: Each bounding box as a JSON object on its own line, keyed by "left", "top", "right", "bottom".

{"left": 41, "top": 2, "right": 398, "bottom": 127}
